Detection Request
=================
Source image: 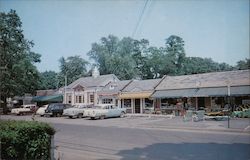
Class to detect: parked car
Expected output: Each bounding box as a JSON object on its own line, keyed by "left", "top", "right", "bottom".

{"left": 11, "top": 104, "right": 37, "bottom": 115}
{"left": 36, "top": 105, "right": 48, "bottom": 116}
{"left": 85, "top": 104, "right": 126, "bottom": 120}
{"left": 63, "top": 105, "right": 92, "bottom": 118}
{"left": 44, "top": 103, "right": 72, "bottom": 117}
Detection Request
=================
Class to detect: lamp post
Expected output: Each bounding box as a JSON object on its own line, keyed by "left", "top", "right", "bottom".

{"left": 226, "top": 80, "right": 231, "bottom": 128}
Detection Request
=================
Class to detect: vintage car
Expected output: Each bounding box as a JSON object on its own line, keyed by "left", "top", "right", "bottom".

{"left": 11, "top": 104, "right": 37, "bottom": 115}
{"left": 44, "top": 103, "right": 72, "bottom": 117}
{"left": 36, "top": 105, "right": 48, "bottom": 116}
{"left": 63, "top": 105, "right": 92, "bottom": 118}
{"left": 85, "top": 104, "right": 126, "bottom": 120}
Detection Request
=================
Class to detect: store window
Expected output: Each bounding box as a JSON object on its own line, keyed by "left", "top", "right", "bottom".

{"left": 123, "top": 99, "right": 131, "bottom": 108}
{"left": 145, "top": 98, "right": 153, "bottom": 109}
{"left": 123, "top": 99, "right": 132, "bottom": 113}
{"left": 161, "top": 98, "right": 176, "bottom": 109}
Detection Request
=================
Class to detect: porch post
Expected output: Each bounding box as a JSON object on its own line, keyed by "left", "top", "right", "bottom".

{"left": 141, "top": 98, "right": 144, "bottom": 114}
{"left": 131, "top": 99, "right": 134, "bottom": 114}
{"left": 195, "top": 97, "right": 198, "bottom": 110}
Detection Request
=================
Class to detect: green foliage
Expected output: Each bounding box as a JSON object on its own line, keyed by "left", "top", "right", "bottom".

{"left": 0, "top": 10, "right": 41, "bottom": 101}
{"left": 236, "top": 58, "right": 250, "bottom": 70}
{"left": 58, "top": 55, "right": 89, "bottom": 86}
{"left": 0, "top": 120, "right": 55, "bottom": 160}
{"left": 38, "top": 71, "right": 58, "bottom": 90}
{"left": 88, "top": 35, "right": 150, "bottom": 80}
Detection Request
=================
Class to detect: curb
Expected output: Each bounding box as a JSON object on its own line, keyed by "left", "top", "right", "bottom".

{"left": 138, "top": 125, "right": 250, "bottom": 134}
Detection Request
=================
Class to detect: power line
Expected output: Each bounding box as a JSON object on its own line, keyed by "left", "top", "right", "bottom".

{"left": 132, "top": 0, "right": 149, "bottom": 38}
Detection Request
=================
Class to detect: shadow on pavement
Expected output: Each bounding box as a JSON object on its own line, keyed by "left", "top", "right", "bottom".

{"left": 112, "top": 142, "right": 250, "bottom": 160}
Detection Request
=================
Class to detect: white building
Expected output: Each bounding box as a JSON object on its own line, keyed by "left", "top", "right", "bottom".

{"left": 64, "top": 69, "right": 119, "bottom": 106}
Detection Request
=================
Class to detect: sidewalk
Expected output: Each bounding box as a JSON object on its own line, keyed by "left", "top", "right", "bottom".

{"left": 126, "top": 114, "right": 250, "bottom": 134}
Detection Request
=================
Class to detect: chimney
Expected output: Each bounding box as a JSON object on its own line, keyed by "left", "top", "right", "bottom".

{"left": 92, "top": 66, "right": 100, "bottom": 78}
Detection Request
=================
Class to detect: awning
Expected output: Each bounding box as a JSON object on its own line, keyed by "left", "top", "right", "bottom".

{"left": 151, "top": 89, "right": 197, "bottom": 98}
{"left": 151, "top": 85, "right": 250, "bottom": 98}
{"left": 230, "top": 86, "right": 250, "bottom": 96}
{"left": 119, "top": 92, "right": 152, "bottom": 99}
{"left": 195, "top": 87, "right": 227, "bottom": 97}
{"left": 32, "top": 94, "right": 63, "bottom": 102}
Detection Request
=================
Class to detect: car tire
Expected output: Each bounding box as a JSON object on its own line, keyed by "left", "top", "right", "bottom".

{"left": 91, "top": 117, "right": 95, "bottom": 120}
{"left": 120, "top": 112, "right": 125, "bottom": 118}
{"left": 78, "top": 113, "right": 83, "bottom": 118}
{"left": 100, "top": 115, "right": 105, "bottom": 120}
{"left": 69, "top": 116, "right": 73, "bottom": 119}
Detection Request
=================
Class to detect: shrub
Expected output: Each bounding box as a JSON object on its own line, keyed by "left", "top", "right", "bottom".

{"left": 0, "top": 120, "right": 56, "bottom": 160}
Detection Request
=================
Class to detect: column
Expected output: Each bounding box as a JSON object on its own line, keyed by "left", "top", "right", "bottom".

{"left": 72, "top": 91, "right": 75, "bottom": 105}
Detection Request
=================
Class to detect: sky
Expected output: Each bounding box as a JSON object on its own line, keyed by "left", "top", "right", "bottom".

{"left": 0, "top": 0, "right": 249, "bottom": 72}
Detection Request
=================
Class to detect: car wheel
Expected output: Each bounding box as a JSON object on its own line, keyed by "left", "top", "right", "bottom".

{"left": 91, "top": 117, "right": 95, "bottom": 120}
{"left": 100, "top": 115, "right": 105, "bottom": 120}
{"left": 78, "top": 113, "right": 83, "bottom": 118}
{"left": 56, "top": 113, "right": 61, "bottom": 117}
{"left": 120, "top": 112, "right": 125, "bottom": 118}
{"left": 69, "top": 116, "right": 73, "bottom": 119}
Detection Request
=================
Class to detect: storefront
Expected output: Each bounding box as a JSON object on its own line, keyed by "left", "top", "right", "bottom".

{"left": 119, "top": 92, "right": 154, "bottom": 114}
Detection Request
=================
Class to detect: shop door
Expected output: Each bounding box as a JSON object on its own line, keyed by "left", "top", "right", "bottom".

{"left": 198, "top": 97, "right": 205, "bottom": 109}
{"left": 134, "top": 99, "right": 141, "bottom": 113}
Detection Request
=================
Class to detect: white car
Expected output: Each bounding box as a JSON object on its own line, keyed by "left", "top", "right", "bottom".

{"left": 11, "top": 104, "right": 37, "bottom": 115}
{"left": 36, "top": 105, "right": 48, "bottom": 116}
{"left": 63, "top": 105, "right": 90, "bottom": 118}
{"left": 85, "top": 104, "right": 126, "bottom": 120}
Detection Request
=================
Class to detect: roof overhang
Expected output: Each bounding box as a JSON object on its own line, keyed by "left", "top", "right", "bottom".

{"left": 119, "top": 92, "right": 152, "bottom": 99}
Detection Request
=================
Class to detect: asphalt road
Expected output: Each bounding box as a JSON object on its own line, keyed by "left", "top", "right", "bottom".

{"left": 53, "top": 122, "right": 250, "bottom": 160}
{"left": 1, "top": 115, "right": 250, "bottom": 160}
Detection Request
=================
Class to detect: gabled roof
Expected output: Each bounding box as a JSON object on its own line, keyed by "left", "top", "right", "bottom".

{"left": 122, "top": 79, "right": 161, "bottom": 93}
{"left": 155, "top": 69, "right": 250, "bottom": 90}
{"left": 98, "top": 80, "right": 131, "bottom": 95}
{"left": 67, "top": 74, "right": 119, "bottom": 89}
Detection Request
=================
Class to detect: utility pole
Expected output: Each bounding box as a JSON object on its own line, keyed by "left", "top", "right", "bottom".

{"left": 64, "top": 75, "right": 67, "bottom": 104}
{"left": 0, "top": 66, "right": 7, "bottom": 115}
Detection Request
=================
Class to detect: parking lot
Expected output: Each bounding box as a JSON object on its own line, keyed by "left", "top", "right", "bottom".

{"left": 1, "top": 114, "right": 250, "bottom": 160}
{"left": 1, "top": 114, "right": 250, "bottom": 134}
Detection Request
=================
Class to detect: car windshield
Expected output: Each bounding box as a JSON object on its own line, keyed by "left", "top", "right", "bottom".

{"left": 73, "top": 105, "right": 86, "bottom": 109}
{"left": 93, "top": 106, "right": 103, "bottom": 109}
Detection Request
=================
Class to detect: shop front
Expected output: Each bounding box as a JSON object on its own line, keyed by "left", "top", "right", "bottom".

{"left": 119, "top": 92, "right": 154, "bottom": 114}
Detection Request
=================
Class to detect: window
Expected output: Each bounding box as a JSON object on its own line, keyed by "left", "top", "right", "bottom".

{"left": 75, "top": 95, "right": 84, "bottom": 103}
{"left": 123, "top": 99, "right": 131, "bottom": 108}
{"left": 78, "top": 96, "right": 82, "bottom": 103}
{"left": 90, "top": 94, "right": 94, "bottom": 103}
{"left": 102, "top": 98, "right": 112, "bottom": 104}
{"left": 145, "top": 98, "right": 153, "bottom": 109}
{"left": 66, "top": 94, "right": 72, "bottom": 104}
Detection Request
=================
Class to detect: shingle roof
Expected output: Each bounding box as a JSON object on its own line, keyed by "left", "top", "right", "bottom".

{"left": 155, "top": 69, "right": 250, "bottom": 90}
{"left": 67, "top": 74, "right": 119, "bottom": 89}
{"left": 122, "top": 79, "right": 161, "bottom": 92}
{"left": 98, "top": 80, "right": 131, "bottom": 95}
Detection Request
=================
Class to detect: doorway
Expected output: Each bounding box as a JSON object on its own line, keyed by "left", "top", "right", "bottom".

{"left": 134, "top": 99, "right": 141, "bottom": 113}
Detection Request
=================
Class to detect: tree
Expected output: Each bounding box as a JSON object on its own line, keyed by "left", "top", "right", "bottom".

{"left": 58, "top": 55, "right": 89, "bottom": 86}
{"left": 38, "top": 71, "right": 58, "bottom": 90}
{"left": 236, "top": 58, "right": 250, "bottom": 70}
{"left": 0, "top": 10, "right": 41, "bottom": 108}
{"left": 88, "top": 35, "right": 149, "bottom": 80}
{"left": 165, "top": 35, "right": 186, "bottom": 75}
